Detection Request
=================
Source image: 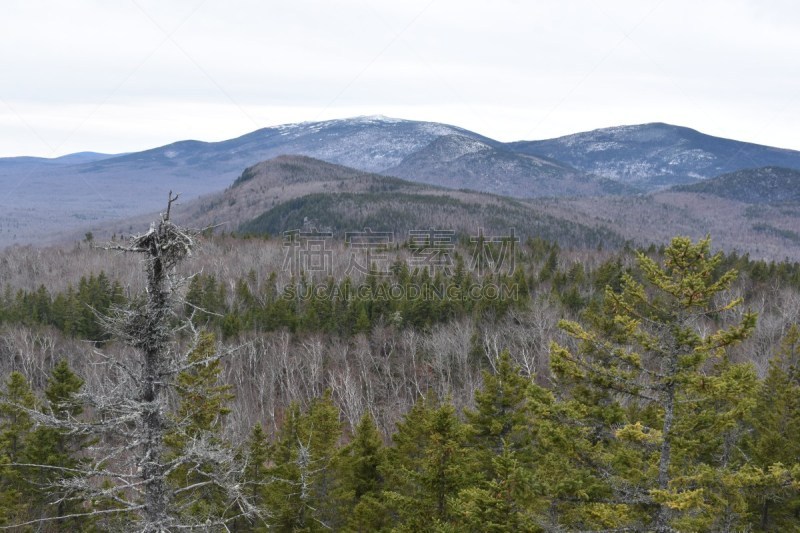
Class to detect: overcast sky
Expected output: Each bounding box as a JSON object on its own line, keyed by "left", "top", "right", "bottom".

{"left": 1, "top": 0, "right": 799, "bottom": 157}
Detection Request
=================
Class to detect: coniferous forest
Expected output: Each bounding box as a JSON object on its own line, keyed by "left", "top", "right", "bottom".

{"left": 1, "top": 210, "right": 800, "bottom": 531}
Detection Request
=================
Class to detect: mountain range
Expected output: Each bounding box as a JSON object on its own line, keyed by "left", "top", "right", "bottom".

{"left": 2, "top": 116, "right": 800, "bottom": 256}
{"left": 509, "top": 123, "right": 800, "bottom": 190}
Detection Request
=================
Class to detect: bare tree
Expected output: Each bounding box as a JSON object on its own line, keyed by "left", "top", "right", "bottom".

{"left": 4, "top": 194, "right": 267, "bottom": 531}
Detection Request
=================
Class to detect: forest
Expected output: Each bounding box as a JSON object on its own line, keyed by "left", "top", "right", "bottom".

{"left": 1, "top": 210, "right": 800, "bottom": 531}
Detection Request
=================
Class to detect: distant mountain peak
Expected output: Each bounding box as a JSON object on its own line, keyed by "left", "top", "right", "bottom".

{"left": 509, "top": 123, "right": 800, "bottom": 190}
{"left": 4, "top": 116, "right": 800, "bottom": 250}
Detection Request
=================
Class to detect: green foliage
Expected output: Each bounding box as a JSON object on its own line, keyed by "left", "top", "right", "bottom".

{"left": 230, "top": 422, "right": 273, "bottom": 532}
{"left": 746, "top": 324, "right": 800, "bottom": 530}
{"left": 0, "top": 272, "right": 124, "bottom": 341}
{"left": 465, "top": 351, "right": 539, "bottom": 475}
{"left": 0, "top": 372, "right": 36, "bottom": 526}
{"left": 25, "top": 360, "right": 91, "bottom": 530}
{"left": 551, "top": 236, "right": 759, "bottom": 530}
{"left": 4, "top": 234, "right": 800, "bottom": 530}
{"left": 451, "top": 445, "right": 541, "bottom": 532}
{"left": 264, "top": 392, "right": 343, "bottom": 531}
{"left": 335, "top": 412, "right": 389, "bottom": 532}
{"left": 165, "top": 333, "right": 236, "bottom": 523}
{"left": 383, "top": 398, "right": 477, "bottom": 530}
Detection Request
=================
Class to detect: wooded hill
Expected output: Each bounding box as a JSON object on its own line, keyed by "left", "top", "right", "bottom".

{"left": 5, "top": 117, "right": 800, "bottom": 253}
{"left": 1, "top": 214, "right": 800, "bottom": 530}
{"left": 96, "top": 155, "right": 623, "bottom": 250}
{"left": 82, "top": 154, "right": 800, "bottom": 262}
{"left": 673, "top": 166, "right": 800, "bottom": 204}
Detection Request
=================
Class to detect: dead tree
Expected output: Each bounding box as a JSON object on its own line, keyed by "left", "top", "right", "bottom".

{"left": 4, "top": 194, "right": 268, "bottom": 531}
{"left": 126, "top": 192, "right": 193, "bottom": 530}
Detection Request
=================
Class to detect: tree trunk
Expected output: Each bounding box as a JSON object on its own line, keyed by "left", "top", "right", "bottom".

{"left": 654, "top": 380, "right": 675, "bottom": 532}
{"left": 139, "top": 230, "right": 174, "bottom": 531}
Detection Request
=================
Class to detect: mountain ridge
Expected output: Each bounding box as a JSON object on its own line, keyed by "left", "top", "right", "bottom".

{"left": 3, "top": 116, "right": 800, "bottom": 251}
{"left": 672, "top": 166, "right": 800, "bottom": 204}
{"left": 96, "top": 155, "right": 621, "bottom": 250}
{"left": 508, "top": 122, "right": 800, "bottom": 189}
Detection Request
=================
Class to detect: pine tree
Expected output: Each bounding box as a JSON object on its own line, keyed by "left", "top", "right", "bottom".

{"left": 335, "top": 412, "right": 388, "bottom": 532}
{"left": 747, "top": 324, "right": 800, "bottom": 530}
{"left": 164, "top": 332, "right": 236, "bottom": 522}
{"left": 25, "top": 360, "right": 90, "bottom": 530}
{"left": 0, "top": 372, "right": 36, "bottom": 525}
{"left": 551, "top": 236, "right": 757, "bottom": 531}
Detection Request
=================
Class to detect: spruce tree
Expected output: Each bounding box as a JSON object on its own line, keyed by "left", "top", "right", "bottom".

{"left": 551, "top": 236, "right": 757, "bottom": 531}
{"left": 26, "top": 360, "right": 90, "bottom": 530}
{"left": 747, "top": 324, "right": 800, "bottom": 530}
{"left": 238, "top": 423, "right": 271, "bottom": 532}
{"left": 383, "top": 398, "right": 476, "bottom": 530}
{"left": 164, "top": 332, "right": 236, "bottom": 522}
{"left": 465, "top": 350, "right": 539, "bottom": 474}
{"left": 452, "top": 444, "right": 541, "bottom": 532}
{"left": 264, "top": 392, "right": 342, "bottom": 531}
{"left": 335, "top": 412, "right": 388, "bottom": 532}
{"left": 0, "top": 372, "right": 36, "bottom": 525}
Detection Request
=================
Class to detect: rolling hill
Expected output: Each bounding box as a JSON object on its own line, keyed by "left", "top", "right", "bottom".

{"left": 0, "top": 116, "right": 579, "bottom": 247}
{"left": 672, "top": 166, "right": 800, "bottom": 204}
{"left": 97, "top": 155, "right": 623, "bottom": 250}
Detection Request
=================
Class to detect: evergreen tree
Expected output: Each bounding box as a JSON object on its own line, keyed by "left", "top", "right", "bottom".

{"left": 383, "top": 398, "right": 476, "bottom": 530}
{"left": 465, "top": 350, "right": 538, "bottom": 474}
{"left": 26, "top": 360, "right": 90, "bottom": 530}
{"left": 0, "top": 372, "right": 36, "bottom": 525}
{"left": 165, "top": 332, "right": 236, "bottom": 523}
{"left": 551, "top": 236, "right": 757, "bottom": 531}
{"left": 747, "top": 324, "right": 800, "bottom": 530}
{"left": 336, "top": 412, "right": 388, "bottom": 532}
{"left": 265, "top": 392, "right": 342, "bottom": 531}
{"left": 237, "top": 423, "right": 271, "bottom": 532}
{"left": 452, "top": 444, "right": 541, "bottom": 532}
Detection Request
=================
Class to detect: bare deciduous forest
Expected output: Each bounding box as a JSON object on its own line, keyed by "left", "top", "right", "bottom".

{"left": 1, "top": 200, "right": 800, "bottom": 532}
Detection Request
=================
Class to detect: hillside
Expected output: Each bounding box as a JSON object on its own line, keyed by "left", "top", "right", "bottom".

{"left": 383, "top": 134, "right": 616, "bottom": 198}
{"left": 0, "top": 117, "right": 575, "bottom": 248}
{"left": 76, "top": 154, "right": 800, "bottom": 261}
{"left": 535, "top": 191, "right": 800, "bottom": 260}
{"left": 508, "top": 123, "right": 800, "bottom": 191}
{"left": 113, "top": 155, "right": 622, "bottom": 249}
{"left": 672, "top": 166, "right": 800, "bottom": 204}
{"left": 4, "top": 117, "right": 800, "bottom": 253}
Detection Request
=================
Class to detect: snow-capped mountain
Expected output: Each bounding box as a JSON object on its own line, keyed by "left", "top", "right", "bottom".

{"left": 3, "top": 116, "right": 800, "bottom": 248}
{"left": 508, "top": 123, "right": 800, "bottom": 190}
{"left": 91, "top": 115, "right": 498, "bottom": 176}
